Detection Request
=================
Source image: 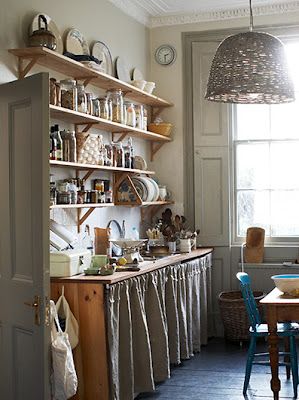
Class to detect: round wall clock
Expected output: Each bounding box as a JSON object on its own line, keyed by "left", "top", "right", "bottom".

{"left": 155, "top": 44, "right": 176, "bottom": 66}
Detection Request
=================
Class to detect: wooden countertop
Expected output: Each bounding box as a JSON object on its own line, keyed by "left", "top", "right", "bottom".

{"left": 51, "top": 248, "right": 213, "bottom": 285}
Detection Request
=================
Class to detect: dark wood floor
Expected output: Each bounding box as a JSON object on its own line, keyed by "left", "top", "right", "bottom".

{"left": 136, "top": 338, "right": 296, "bottom": 400}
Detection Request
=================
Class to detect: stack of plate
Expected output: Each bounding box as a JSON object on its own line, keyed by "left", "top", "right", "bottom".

{"left": 131, "top": 176, "right": 160, "bottom": 202}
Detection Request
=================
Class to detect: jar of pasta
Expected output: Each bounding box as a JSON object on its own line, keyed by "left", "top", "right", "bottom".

{"left": 107, "top": 89, "right": 124, "bottom": 124}
{"left": 60, "top": 79, "right": 77, "bottom": 111}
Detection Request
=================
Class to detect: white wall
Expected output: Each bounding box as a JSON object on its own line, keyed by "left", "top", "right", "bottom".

{"left": 0, "top": 0, "right": 151, "bottom": 239}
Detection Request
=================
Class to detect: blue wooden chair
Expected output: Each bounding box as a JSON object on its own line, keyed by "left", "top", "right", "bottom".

{"left": 236, "top": 272, "right": 299, "bottom": 397}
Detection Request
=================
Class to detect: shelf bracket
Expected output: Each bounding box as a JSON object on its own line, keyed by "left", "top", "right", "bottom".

{"left": 77, "top": 207, "right": 98, "bottom": 232}
{"left": 75, "top": 123, "right": 94, "bottom": 133}
{"left": 18, "top": 56, "right": 43, "bottom": 79}
{"left": 112, "top": 132, "right": 129, "bottom": 143}
{"left": 151, "top": 107, "right": 165, "bottom": 122}
{"left": 150, "top": 142, "right": 166, "bottom": 161}
{"left": 141, "top": 204, "right": 165, "bottom": 222}
{"left": 82, "top": 169, "right": 95, "bottom": 182}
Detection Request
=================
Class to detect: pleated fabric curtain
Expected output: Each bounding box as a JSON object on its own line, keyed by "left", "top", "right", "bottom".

{"left": 106, "top": 254, "right": 212, "bottom": 400}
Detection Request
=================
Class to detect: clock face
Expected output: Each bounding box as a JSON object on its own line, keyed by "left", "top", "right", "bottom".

{"left": 155, "top": 45, "right": 176, "bottom": 66}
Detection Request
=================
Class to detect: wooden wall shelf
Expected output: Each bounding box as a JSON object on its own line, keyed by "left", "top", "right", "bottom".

{"left": 9, "top": 48, "right": 173, "bottom": 107}
{"left": 49, "top": 160, "right": 155, "bottom": 175}
{"left": 50, "top": 105, "right": 171, "bottom": 143}
{"left": 50, "top": 203, "right": 114, "bottom": 209}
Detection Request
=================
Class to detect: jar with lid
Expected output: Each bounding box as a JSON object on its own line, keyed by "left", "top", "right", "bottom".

{"left": 107, "top": 89, "right": 124, "bottom": 124}
{"left": 57, "top": 191, "right": 71, "bottom": 205}
{"left": 77, "top": 84, "right": 87, "bottom": 113}
{"left": 124, "top": 145, "right": 131, "bottom": 169}
{"left": 86, "top": 93, "right": 93, "bottom": 115}
{"left": 92, "top": 98, "right": 100, "bottom": 117}
{"left": 68, "top": 180, "right": 78, "bottom": 204}
{"left": 125, "top": 102, "right": 136, "bottom": 128}
{"left": 105, "top": 190, "right": 113, "bottom": 203}
{"left": 104, "top": 144, "right": 113, "bottom": 166}
{"left": 112, "top": 142, "right": 124, "bottom": 167}
{"left": 99, "top": 97, "right": 109, "bottom": 120}
{"left": 60, "top": 79, "right": 77, "bottom": 111}
{"left": 50, "top": 174, "right": 57, "bottom": 206}
{"left": 135, "top": 105, "right": 144, "bottom": 130}
{"left": 143, "top": 107, "right": 148, "bottom": 130}
{"left": 49, "top": 78, "right": 57, "bottom": 105}
{"left": 61, "top": 130, "right": 77, "bottom": 162}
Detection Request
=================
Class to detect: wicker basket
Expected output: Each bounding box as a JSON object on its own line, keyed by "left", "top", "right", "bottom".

{"left": 218, "top": 290, "right": 264, "bottom": 342}
{"left": 148, "top": 122, "right": 172, "bottom": 137}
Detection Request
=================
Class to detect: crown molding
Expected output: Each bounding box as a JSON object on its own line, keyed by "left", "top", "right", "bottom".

{"left": 108, "top": 0, "right": 151, "bottom": 27}
{"left": 150, "top": 1, "right": 299, "bottom": 27}
{"left": 108, "top": 0, "right": 299, "bottom": 28}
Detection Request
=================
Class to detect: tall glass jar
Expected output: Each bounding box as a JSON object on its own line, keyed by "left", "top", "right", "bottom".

{"left": 125, "top": 102, "right": 136, "bottom": 128}
{"left": 77, "top": 84, "right": 87, "bottom": 113}
{"left": 60, "top": 79, "right": 77, "bottom": 111}
{"left": 99, "top": 97, "right": 109, "bottom": 120}
{"left": 107, "top": 89, "right": 124, "bottom": 124}
{"left": 135, "top": 105, "right": 144, "bottom": 130}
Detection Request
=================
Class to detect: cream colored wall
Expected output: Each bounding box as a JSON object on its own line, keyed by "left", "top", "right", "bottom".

{"left": 149, "top": 11, "right": 299, "bottom": 216}
{"left": 0, "top": 0, "right": 150, "bottom": 238}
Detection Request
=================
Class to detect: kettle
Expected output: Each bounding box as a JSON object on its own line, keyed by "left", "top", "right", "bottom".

{"left": 29, "top": 14, "right": 57, "bottom": 50}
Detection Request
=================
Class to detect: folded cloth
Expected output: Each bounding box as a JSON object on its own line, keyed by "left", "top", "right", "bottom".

{"left": 63, "top": 52, "right": 102, "bottom": 65}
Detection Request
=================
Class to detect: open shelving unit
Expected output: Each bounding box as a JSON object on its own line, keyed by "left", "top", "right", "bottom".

{"left": 9, "top": 47, "right": 175, "bottom": 229}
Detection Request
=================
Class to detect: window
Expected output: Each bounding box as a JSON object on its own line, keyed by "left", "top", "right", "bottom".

{"left": 233, "top": 42, "right": 299, "bottom": 241}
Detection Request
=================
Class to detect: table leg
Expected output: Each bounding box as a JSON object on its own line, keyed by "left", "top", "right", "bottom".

{"left": 267, "top": 305, "right": 280, "bottom": 400}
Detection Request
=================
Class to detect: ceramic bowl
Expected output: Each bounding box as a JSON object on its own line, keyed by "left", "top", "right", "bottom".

{"left": 84, "top": 268, "right": 99, "bottom": 275}
{"left": 271, "top": 274, "right": 299, "bottom": 296}
{"left": 132, "top": 79, "right": 146, "bottom": 90}
{"left": 143, "top": 81, "right": 156, "bottom": 94}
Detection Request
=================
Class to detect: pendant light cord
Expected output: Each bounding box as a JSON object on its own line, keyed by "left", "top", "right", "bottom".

{"left": 249, "top": 0, "right": 253, "bottom": 31}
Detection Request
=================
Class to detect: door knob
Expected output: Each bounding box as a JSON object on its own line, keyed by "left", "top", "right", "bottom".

{"left": 24, "top": 295, "right": 41, "bottom": 326}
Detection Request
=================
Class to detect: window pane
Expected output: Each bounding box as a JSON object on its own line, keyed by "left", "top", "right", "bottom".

{"left": 237, "top": 190, "right": 270, "bottom": 236}
{"left": 236, "top": 104, "right": 270, "bottom": 140}
{"left": 271, "top": 191, "right": 299, "bottom": 236}
{"left": 270, "top": 142, "right": 299, "bottom": 189}
{"left": 286, "top": 43, "right": 299, "bottom": 91}
{"left": 270, "top": 100, "right": 299, "bottom": 139}
{"left": 236, "top": 143, "right": 269, "bottom": 189}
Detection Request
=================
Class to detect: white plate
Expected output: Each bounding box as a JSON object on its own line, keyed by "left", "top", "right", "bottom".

{"left": 134, "top": 155, "right": 147, "bottom": 170}
{"left": 132, "top": 68, "right": 144, "bottom": 81}
{"left": 91, "top": 41, "right": 113, "bottom": 75}
{"left": 132, "top": 177, "right": 148, "bottom": 201}
{"left": 115, "top": 56, "right": 130, "bottom": 82}
{"left": 138, "top": 176, "right": 155, "bottom": 202}
{"left": 65, "top": 28, "right": 89, "bottom": 55}
{"left": 147, "top": 177, "right": 160, "bottom": 201}
{"left": 30, "top": 13, "right": 63, "bottom": 54}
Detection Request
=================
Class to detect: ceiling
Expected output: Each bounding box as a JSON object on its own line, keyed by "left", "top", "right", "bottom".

{"left": 109, "top": 0, "right": 299, "bottom": 27}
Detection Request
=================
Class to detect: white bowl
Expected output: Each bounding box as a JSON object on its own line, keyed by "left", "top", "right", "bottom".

{"left": 144, "top": 81, "right": 156, "bottom": 94}
{"left": 132, "top": 80, "right": 146, "bottom": 90}
{"left": 271, "top": 274, "right": 299, "bottom": 296}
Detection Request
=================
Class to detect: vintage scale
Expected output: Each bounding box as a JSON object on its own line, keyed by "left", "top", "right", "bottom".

{"left": 110, "top": 239, "right": 148, "bottom": 264}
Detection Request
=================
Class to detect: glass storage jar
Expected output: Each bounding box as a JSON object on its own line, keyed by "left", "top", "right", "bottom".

{"left": 125, "top": 102, "right": 136, "bottom": 128}
{"left": 77, "top": 84, "right": 87, "bottom": 113}
{"left": 99, "top": 97, "right": 109, "bottom": 120}
{"left": 135, "top": 105, "right": 144, "bottom": 130}
{"left": 60, "top": 79, "right": 77, "bottom": 111}
{"left": 86, "top": 93, "right": 93, "bottom": 115}
{"left": 107, "top": 89, "right": 124, "bottom": 124}
{"left": 112, "top": 142, "right": 124, "bottom": 167}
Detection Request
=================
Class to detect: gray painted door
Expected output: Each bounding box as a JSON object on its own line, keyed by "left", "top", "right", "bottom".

{"left": 0, "top": 73, "right": 51, "bottom": 399}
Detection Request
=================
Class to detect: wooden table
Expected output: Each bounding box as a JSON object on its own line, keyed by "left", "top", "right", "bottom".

{"left": 260, "top": 288, "right": 299, "bottom": 399}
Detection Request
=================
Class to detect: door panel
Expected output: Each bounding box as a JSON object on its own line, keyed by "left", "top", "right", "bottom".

{"left": 0, "top": 73, "right": 50, "bottom": 400}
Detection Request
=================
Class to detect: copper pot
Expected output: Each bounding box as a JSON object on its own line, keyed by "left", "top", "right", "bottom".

{"left": 29, "top": 14, "right": 57, "bottom": 50}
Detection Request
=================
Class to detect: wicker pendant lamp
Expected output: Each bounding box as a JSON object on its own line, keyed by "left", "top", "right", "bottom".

{"left": 205, "top": 0, "right": 295, "bottom": 104}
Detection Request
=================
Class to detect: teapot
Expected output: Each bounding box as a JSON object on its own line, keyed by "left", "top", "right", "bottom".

{"left": 29, "top": 14, "right": 57, "bottom": 50}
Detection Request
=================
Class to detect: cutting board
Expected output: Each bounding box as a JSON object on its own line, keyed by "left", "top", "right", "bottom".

{"left": 244, "top": 227, "right": 265, "bottom": 263}
{"left": 94, "top": 227, "right": 110, "bottom": 255}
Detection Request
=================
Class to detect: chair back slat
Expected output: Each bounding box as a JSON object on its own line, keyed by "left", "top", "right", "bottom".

{"left": 236, "top": 272, "right": 261, "bottom": 328}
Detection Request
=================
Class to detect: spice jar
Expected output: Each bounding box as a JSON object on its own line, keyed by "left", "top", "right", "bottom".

{"left": 107, "top": 89, "right": 124, "bottom": 124}
{"left": 60, "top": 79, "right": 77, "bottom": 111}
{"left": 77, "top": 84, "right": 87, "bottom": 113}
{"left": 105, "top": 190, "right": 113, "bottom": 203}
{"left": 57, "top": 191, "right": 71, "bottom": 205}
{"left": 125, "top": 102, "right": 136, "bottom": 127}
{"left": 99, "top": 97, "right": 109, "bottom": 120}
{"left": 90, "top": 190, "right": 98, "bottom": 204}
